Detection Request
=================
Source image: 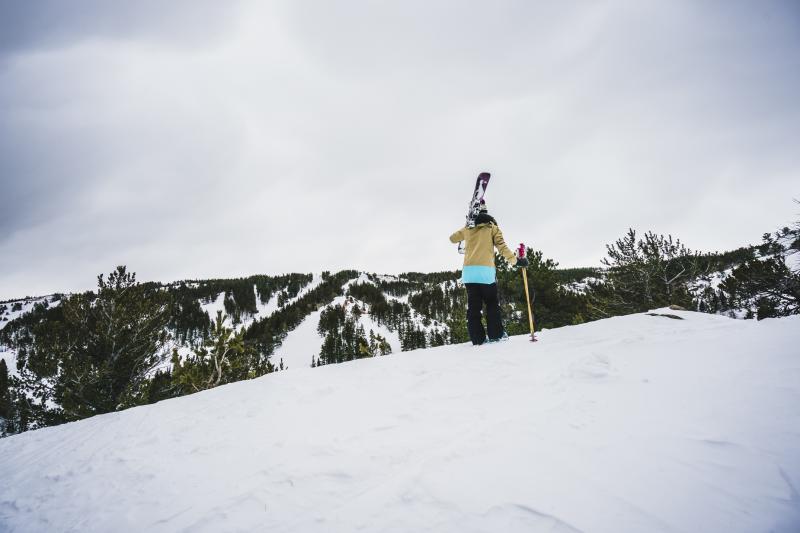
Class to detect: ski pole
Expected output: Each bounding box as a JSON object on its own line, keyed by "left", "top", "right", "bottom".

{"left": 518, "top": 243, "right": 537, "bottom": 342}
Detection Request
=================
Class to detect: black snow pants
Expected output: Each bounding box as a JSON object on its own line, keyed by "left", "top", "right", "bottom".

{"left": 465, "top": 283, "right": 504, "bottom": 345}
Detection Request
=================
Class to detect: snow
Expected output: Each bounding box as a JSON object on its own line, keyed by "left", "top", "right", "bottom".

{"left": 199, "top": 292, "right": 226, "bottom": 323}
{"left": 199, "top": 276, "right": 320, "bottom": 333}
{"left": 271, "top": 299, "right": 329, "bottom": 370}
{"left": 1, "top": 310, "right": 799, "bottom": 533}
{"left": 388, "top": 293, "right": 410, "bottom": 304}
{"left": 260, "top": 274, "right": 321, "bottom": 318}
{"left": 254, "top": 284, "right": 276, "bottom": 317}
{"left": 0, "top": 344, "right": 18, "bottom": 377}
{"left": 358, "top": 313, "right": 402, "bottom": 354}
{"left": 786, "top": 250, "right": 800, "bottom": 272}
{"left": 217, "top": 274, "right": 323, "bottom": 334}
{"left": 691, "top": 268, "right": 732, "bottom": 294}
{"left": 563, "top": 276, "right": 602, "bottom": 294}
{"left": 0, "top": 296, "right": 57, "bottom": 332}
{"left": 271, "top": 277, "right": 355, "bottom": 370}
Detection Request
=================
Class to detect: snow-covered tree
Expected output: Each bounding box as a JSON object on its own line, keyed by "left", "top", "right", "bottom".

{"left": 172, "top": 311, "right": 265, "bottom": 392}
{"left": 0, "top": 359, "right": 10, "bottom": 435}
{"left": 590, "top": 230, "right": 701, "bottom": 316}
{"left": 11, "top": 266, "right": 172, "bottom": 422}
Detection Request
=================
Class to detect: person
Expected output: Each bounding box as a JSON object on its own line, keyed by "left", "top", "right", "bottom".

{"left": 449, "top": 201, "right": 528, "bottom": 345}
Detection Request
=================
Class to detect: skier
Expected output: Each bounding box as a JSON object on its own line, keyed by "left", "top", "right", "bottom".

{"left": 449, "top": 201, "right": 528, "bottom": 345}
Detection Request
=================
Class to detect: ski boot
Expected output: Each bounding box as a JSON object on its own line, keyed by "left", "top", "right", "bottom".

{"left": 486, "top": 331, "right": 509, "bottom": 344}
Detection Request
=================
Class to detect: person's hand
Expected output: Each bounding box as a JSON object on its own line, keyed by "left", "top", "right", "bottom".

{"left": 516, "top": 257, "right": 529, "bottom": 268}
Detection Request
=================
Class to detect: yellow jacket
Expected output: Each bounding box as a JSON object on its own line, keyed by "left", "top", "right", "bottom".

{"left": 450, "top": 221, "right": 518, "bottom": 283}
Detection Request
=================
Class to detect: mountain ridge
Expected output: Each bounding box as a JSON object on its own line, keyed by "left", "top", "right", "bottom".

{"left": 2, "top": 224, "right": 797, "bottom": 437}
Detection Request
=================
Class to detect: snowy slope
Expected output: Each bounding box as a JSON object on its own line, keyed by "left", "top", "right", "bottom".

{"left": 274, "top": 275, "right": 404, "bottom": 370}
{"left": 273, "top": 293, "right": 402, "bottom": 371}
{"left": 199, "top": 292, "right": 227, "bottom": 323}
{"left": 0, "top": 296, "right": 60, "bottom": 377}
{"left": 0, "top": 297, "right": 58, "bottom": 331}
{"left": 198, "top": 274, "right": 320, "bottom": 333}
{"left": 270, "top": 302, "right": 328, "bottom": 370}
{"left": 1, "top": 310, "right": 799, "bottom": 533}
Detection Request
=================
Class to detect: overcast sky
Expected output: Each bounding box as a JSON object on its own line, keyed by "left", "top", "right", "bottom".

{"left": 1, "top": 0, "right": 798, "bottom": 299}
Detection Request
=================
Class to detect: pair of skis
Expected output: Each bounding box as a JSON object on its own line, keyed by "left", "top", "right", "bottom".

{"left": 466, "top": 172, "right": 491, "bottom": 229}
{"left": 457, "top": 172, "right": 491, "bottom": 255}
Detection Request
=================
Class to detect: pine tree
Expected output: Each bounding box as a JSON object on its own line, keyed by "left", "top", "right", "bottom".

{"left": 375, "top": 334, "right": 392, "bottom": 355}
{"left": 172, "top": 311, "right": 262, "bottom": 393}
{"left": 717, "top": 227, "right": 800, "bottom": 318}
{"left": 17, "top": 266, "right": 174, "bottom": 420}
{"left": 587, "top": 230, "right": 701, "bottom": 317}
{"left": 0, "top": 359, "right": 10, "bottom": 431}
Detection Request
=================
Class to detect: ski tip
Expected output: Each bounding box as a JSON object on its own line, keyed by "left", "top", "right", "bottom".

{"left": 478, "top": 171, "right": 490, "bottom": 179}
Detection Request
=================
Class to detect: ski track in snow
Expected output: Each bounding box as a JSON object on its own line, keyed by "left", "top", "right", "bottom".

{"left": 1, "top": 310, "right": 799, "bottom": 533}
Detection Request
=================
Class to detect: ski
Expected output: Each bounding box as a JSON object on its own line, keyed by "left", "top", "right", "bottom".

{"left": 466, "top": 172, "right": 491, "bottom": 228}
{"left": 458, "top": 172, "right": 491, "bottom": 254}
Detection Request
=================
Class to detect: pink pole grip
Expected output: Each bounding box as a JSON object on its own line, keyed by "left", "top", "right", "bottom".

{"left": 517, "top": 243, "right": 526, "bottom": 259}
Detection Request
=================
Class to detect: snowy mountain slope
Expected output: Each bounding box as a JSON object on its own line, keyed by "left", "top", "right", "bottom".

{"left": 274, "top": 274, "right": 443, "bottom": 370}
{"left": 273, "top": 276, "right": 370, "bottom": 370}
{"left": 273, "top": 293, "right": 402, "bottom": 371}
{"left": 1, "top": 310, "right": 798, "bottom": 533}
{"left": 197, "top": 274, "right": 322, "bottom": 333}
{"left": 198, "top": 291, "right": 227, "bottom": 323}
{"left": 0, "top": 296, "right": 59, "bottom": 332}
{"left": 0, "top": 296, "right": 60, "bottom": 378}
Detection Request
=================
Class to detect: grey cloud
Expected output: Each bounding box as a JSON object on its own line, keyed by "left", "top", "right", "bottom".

{"left": 1, "top": 1, "right": 799, "bottom": 298}
{"left": 0, "top": 0, "right": 245, "bottom": 242}
{"left": 0, "top": 0, "right": 241, "bottom": 55}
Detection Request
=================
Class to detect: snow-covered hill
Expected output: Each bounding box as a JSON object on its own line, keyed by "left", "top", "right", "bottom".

{"left": 0, "top": 296, "right": 60, "bottom": 332}
{"left": 273, "top": 273, "right": 435, "bottom": 370}
{"left": 0, "top": 272, "right": 445, "bottom": 380}
{"left": 0, "top": 296, "right": 61, "bottom": 377}
{"left": 1, "top": 310, "right": 798, "bottom": 533}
